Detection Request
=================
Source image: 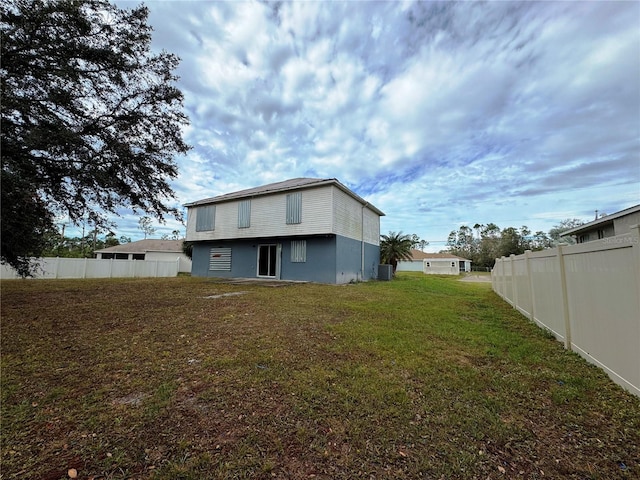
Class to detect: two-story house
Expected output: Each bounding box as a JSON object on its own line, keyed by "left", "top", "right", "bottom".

{"left": 561, "top": 204, "right": 640, "bottom": 243}
{"left": 184, "top": 178, "right": 385, "bottom": 284}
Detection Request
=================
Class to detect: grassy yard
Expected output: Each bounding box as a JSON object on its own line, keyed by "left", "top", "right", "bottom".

{"left": 1, "top": 274, "right": 638, "bottom": 479}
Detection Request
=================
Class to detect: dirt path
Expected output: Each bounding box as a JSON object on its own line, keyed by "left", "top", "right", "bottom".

{"left": 459, "top": 274, "right": 492, "bottom": 283}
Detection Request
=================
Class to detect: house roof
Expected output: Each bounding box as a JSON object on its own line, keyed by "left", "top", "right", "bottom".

{"left": 94, "top": 239, "right": 184, "bottom": 254}
{"left": 561, "top": 203, "right": 640, "bottom": 237}
{"left": 407, "top": 249, "right": 471, "bottom": 262}
{"left": 184, "top": 177, "right": 385, "bottom": 216}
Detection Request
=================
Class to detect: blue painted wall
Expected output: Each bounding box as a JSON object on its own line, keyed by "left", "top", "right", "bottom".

{"left": 281, "top": 236, "right": 336, "bottom": 283}
{"left": 191, "top": 240, "right": 256, "bottom": 278}
{"left": 335, "top": 235, "right": 380, "bottom": 283}
{"left": 364, "top": 241, "right": 381, "bottom": 281}
{"left": 191, "top": 235, "right": 379, "bottom": 284}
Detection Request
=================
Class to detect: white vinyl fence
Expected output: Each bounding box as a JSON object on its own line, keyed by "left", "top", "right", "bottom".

{"left": 492, "top": 225, "right": 640, "bottom": 397}
{"left": 0, "top": 257, "right": 181, "bottom": 279}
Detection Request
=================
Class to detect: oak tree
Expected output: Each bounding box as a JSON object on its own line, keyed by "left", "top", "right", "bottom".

{"left": 1, "top": 0, "right": 190, "bottom": 275}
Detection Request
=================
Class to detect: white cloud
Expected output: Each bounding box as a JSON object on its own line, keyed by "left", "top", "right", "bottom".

{"left": 96, "top": 0, "right": 640, "bottom": 248}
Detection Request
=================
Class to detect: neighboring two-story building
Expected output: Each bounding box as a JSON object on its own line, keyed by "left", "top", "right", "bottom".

{"left": 561, "top": 204, "right": 640, "bottom": 243}
{"left": 184, "top": 178, "right": 384, "bottom": 284}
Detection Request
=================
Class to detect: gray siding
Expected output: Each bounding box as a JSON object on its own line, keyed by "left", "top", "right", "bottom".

{"left": 186, "top": 186, "right": 334, "bottom": 242}
{"left": 614, "top": 211, "right": 640, "bottom": 235}
{"left": 576, "top": 224, "right": 615, "bottom": 243}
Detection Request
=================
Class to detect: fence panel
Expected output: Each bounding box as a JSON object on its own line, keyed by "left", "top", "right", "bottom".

{"left": 53, "top": 258, "right": 86, "bottom": 278}
{"left": 492, "top": 226, "right": 640, "bottom": 397}
{"left": 528, "top": 252, "right": 567, "bottom": 341}
{"left": 0, "top": 258, "right": 179, "bottom": 279}
{"left": 564, "top": 244, "right": 639, "bottom": 393}
{"left": 513, "top": 256, "right": 531, "bottom": 318}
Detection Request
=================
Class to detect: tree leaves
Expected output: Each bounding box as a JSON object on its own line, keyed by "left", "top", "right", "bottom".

{"left": 447, "top": 223, "right": 559, "bottom": 269}
{"left": 380, "top": 231, "right": 414, "bottom": 273}
{"left": 1, "top": 0, "right": 190, "bottom": 275}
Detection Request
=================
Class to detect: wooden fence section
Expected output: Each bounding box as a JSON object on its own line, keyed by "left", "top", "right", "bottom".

{"left": 492, "top": 225, "right": 640, "bottom": 397}
{"left": 0, "top": 257, "right": 181, "bottom": 280}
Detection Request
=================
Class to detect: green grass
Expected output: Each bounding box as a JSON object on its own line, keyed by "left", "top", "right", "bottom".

{"left": 1, "top": 273, "right": 639, "bottom": 479}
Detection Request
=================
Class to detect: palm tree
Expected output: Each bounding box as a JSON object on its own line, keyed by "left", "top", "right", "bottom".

{"left": 380, "top": 231, "right": 414, "bottom": 274}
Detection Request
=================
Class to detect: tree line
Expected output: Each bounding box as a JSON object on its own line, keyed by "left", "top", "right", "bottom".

{"left": 40, "top": 215, "right": 183, "bottom": 259}
{"left": 446, "top": 219, "right": 584, "bottom": 269}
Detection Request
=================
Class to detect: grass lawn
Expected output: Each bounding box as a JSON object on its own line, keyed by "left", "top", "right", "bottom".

{"left": 1, "top": 273, "right": 639, "bottom": 479}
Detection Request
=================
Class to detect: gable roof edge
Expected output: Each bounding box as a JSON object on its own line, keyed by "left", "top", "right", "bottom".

{"left": 561, "top": 203, "right": 640, "bottom": 236}
{"left": 184, "top": 178, "right": 385, "bottom": 216}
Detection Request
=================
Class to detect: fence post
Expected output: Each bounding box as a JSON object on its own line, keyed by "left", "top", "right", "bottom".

{"left": 556, "top": 244, "right": 572, "bottom": 351}
{"left": 630, "top": 225, "right": 640, "bottom": 318}
{"left": 524, "top": 250, "right": 536, "bottom": 323}
{"left": 498, "top": 256, "right": 506, "bottom": 298}
{"left": 491, "top": 258, "right": 498, "bottom": 293}
{"left": 54, "top": 257, "right": 60, "bottom": 279}
{"left": 510, "top": 254, "right": 517, "bottom": 309}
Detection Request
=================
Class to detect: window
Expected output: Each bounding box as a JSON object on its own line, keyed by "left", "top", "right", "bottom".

{"left": 209, "top": 247, "right": 231, "bottom": 271}
{"left": 597, "top": 229, "right": 605, "bottom": 239}
{"left": 238, "top": 199, "right": 251, "bottom": 228}
{"left": 196, "top": 205, "right": 215, "bottom": 232}
{"left": 291, "top": 240, "right": 306, "bottom": 262}
{"left": 286, "top": 192, "right": 302, "bottom": 224}
{"left": 101, "top": 253, "right": 115, "bottom": 260}
{"left": 115, "top": 253, "right": 128, "bottom": 260}
{"left": 578, "top": 234, "right": 588, "bottom": 244}
{"left": 132, "top": 254, "right": 145, "bottom": 260}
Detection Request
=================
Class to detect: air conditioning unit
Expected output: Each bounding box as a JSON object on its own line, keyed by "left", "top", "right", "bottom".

{"left": 378, "top": 264, "right": 393, "bottom": 281}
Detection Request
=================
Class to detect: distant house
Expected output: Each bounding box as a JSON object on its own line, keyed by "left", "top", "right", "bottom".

{"left": 184, "top": 178, "right": 385, "bottom": 284}
{"left": 561, "top": 204, "right": 640, "bottom": 244}
{"left": 397, "top": 249, "right": 471, "bottom": 275}
{"left": 94, "top": 239, "right": 192, "bottom": 273}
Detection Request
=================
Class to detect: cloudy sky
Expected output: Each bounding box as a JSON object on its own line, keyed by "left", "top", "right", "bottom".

{"left": 112, "top": 0, "right": 639, "bottom": 250}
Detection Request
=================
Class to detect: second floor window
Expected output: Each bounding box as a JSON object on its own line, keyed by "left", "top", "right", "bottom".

{"left": 196, "top": 205, "right": 216, "bottom": 231}
{"left": 238, "top": 200, "right": 251, "bottom": 228}
{"left": 286, "top": 192, "right": 302, "bottom": 224}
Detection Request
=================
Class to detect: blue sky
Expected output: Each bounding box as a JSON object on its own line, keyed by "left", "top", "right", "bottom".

{"left": 104, "top": 0, "right": 639, "bottom": 251}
